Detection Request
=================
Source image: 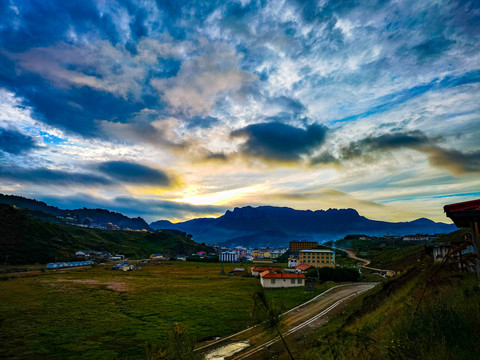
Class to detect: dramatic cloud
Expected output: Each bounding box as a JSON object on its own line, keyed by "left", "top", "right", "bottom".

{"left": 0, "top": 0, "right": 479, "bottom": 222}
{"left": 0, "top": 128, "right": 37, "bottom": 154}
{"left": 231, "top": 122, "right": 328, "bottom": 162}
{"left": 338, "top": 131, "right": 480, "bottom": 175}
{"left": 40, "top": 193, "right": 228, "bottom": 222}
{"left": 0, "top": 166, "right": 113, "bottom": 187}
{"left": 97, "top": 161, "right": 172, "bottom": 186}
{"left": 152, "top": 43, "right": 256, "bottom": 115}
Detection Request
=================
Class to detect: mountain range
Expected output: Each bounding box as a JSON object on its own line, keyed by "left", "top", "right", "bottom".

{"left": 0, "top": 194, "right": 457, "bottom": 247}
{"left": 150, "top": 205, "right": 457, "bottom": 246}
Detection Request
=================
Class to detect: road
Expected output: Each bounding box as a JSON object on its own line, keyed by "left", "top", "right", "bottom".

{"left": 331, "top": 246, "right": 396, "bottom": 277}
{"left": 197, "top": 282, "right": 377, "bottom": 360}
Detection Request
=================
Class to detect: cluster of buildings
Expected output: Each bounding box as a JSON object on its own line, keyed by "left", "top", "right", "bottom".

{"left": 252, "top": 241, "right": 337, "bottom": 289}
{"left": 217, "top": 245, "right": 288, "bottom": 263}
{"left": 75, "top": 250, "right": 125, "bottom": 261}
{"left": 287, "top": 241, "right": 335, "bottom": 268}
{"left": 350, "top": 234, "right": 439, "bottom": 242}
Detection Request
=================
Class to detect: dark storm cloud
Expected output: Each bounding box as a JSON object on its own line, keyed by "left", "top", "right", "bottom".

{"left": 0, "top": 161, "right": 175, "bottom": 187}
{"left": 40, "top": 193, "right": 227, "bottom": 220}
{"left": 340, "top": 130, "right": 435, "bottom": 159}
{"left": 0, "top": 52, "right": 151, "bottom": 137}
{"left": 0, "top": 128, "right": 37, "bottom": 154}
{"left": 427, "top": 148, "right": 480, "bottom": 175}
{"left": 97, "top": 161, "right": 172, "bottom": 186}
{"left": 0, "top": 166, "right": 113, "bottom": 186}
{"left": 231, "top": 122, "right": 328, "bottom": 162}
{"left": 310, "top": 151, "right": 340, "bottom": 165}
{"left": 339, "top": 130, "right": 480, "bottom": 175}
{"left": 204, "top": 152, "right": 229, "bottom": 161}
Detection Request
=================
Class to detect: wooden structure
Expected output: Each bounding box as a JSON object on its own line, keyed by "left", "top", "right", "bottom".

{"left": 444, "top": 199, "right": 480, "bottom": 280}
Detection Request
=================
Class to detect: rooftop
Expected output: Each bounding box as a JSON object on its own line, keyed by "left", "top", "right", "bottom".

{"left": 251, "top": 266, "right": 281, "bottom": 272}
{"left": 261, "top": 273, "right": 305, "bottom": 279}
{"left": 299, "top": 250, "right": 334, "bottom": 253}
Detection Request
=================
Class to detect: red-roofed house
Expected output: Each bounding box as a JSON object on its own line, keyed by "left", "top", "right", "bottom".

{"left": 444, "top": 199, "right": 480, "bottom": 278}
{"left": 250, "top": 266, "right": 282, "bottom": 277}
{"left": 260, "top": 272, "right": 305, "bottom": 288}
{"left": 295, "top": 264, "right": 313, "bottom": 273}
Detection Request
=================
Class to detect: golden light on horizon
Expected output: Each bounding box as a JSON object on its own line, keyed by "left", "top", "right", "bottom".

{"left": 172, "top": 184, "right": 269, "bottom": 206}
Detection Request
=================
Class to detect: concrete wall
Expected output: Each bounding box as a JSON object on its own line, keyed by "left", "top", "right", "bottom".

{"left": 260, "top": 277, "right": 304, "bottom": 288}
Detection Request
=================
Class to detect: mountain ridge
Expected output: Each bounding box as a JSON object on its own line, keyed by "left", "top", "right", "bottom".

{"left": 0, "top": 194, "right": 456, "bottom": 247}
{"left": 150, "top": 205, "right": 456, "bottom": 246}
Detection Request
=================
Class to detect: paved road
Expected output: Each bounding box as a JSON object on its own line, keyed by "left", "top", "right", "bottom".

{"left": 198, "top": 282, "right": 377, "bottom": 359}
{"left": 331, "top": 246, "right": 396, "bottom": 277}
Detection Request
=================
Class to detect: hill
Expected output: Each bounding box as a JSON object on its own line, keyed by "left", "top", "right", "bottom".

{"left": 0, "top": 204, "right": 211, "bottom": 265}
{"left": 151, "top": 206, "right": 457, "bottom": 246}
{"left": 293, "top": 245, "right": 480, "bottom": 359}
{"left": 0, "top": 194, "right": 151, "bottom": 231}
{"left": 0, "top": 194, "right": 457, "bottom": 247}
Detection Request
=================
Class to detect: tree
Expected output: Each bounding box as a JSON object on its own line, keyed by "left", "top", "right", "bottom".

{"left": 144, "top": 324, "right": 201, "bottom": 360}
{"left": 252, "top": 288, "right": 295, "bottom": 360}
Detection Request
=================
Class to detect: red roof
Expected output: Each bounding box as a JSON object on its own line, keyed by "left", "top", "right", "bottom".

{"left": 296, "top": 264, "right": 313, "bottom": 271}
{"left": 444, "top": 199, "right": 480, "bottom": 227}
{"left": 261, "top": 273, "right": 305, "bottom": 279}
{"left": 253, "top": 258, "right": 273, "bottom": 261}
{"left": 259, "top": 270, "right": 270, "bottom": 277}
{"left": 251, "top": 266, "right": 281, "bottom": 272}
{"left": 444, "top": 199, "right": 480, "bottom": 213}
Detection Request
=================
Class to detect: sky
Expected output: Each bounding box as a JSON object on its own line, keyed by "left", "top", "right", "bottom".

{"left": 0, "top": 0, "right": 479, "bottom": 223}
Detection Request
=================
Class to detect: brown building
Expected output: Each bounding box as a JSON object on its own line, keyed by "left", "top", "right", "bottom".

{"left": 289, "top": 241, "right": 319, "bottom": 252}
{"left": 299, "top": 250, "right": 335, "bottom": 268}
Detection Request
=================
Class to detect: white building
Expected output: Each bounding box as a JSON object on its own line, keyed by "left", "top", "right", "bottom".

{"left": 220, "top": 251, "right": 238, "bottom": 262}
{"left": 403, "top": 235, "right": 429, "bottom": 241}
{"left": 288, "top": 257, "right": 298, "bottom": 268}
{"left": 260, "top": 271, "right": 305, "bottom": 288}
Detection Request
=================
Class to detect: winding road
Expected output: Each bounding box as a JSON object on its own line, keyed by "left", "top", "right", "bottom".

{"left": 197, "top": 282, "right": 377, "bottom": 360}
{"left": 331, "top": 246, "right": 396, "bottom": 277}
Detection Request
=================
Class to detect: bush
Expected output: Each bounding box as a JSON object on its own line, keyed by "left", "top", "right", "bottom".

{"left": 306, "top": 267, "right": 361, "bottom": 282}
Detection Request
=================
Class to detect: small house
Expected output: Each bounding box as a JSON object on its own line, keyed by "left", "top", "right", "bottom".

{"left": 295, "top": 264, "right": 313, "bottom": 273}
{"left": 288, "top": 257, "right": 298, "bottom": 268}
{"left": 250, "top": 265, "right": 282, "bottom": 277}
{"left": 260, "top": 272, "right": 305, "bottom": 289}
{"left": 229, "top": 268, "right": 247, "bottom": 277}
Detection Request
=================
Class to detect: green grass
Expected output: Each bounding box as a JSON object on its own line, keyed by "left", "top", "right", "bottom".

{"left": 0, "top": 204, "right": 210, "bottom": 265}
{"left": 294, "top": 263, "right": 480, "bottom": 360}
{"left": 0, "top": 261, "right": 325, "bottom": 360}
{"left": 331, "top": 238, "right": 425, "bottom": 271}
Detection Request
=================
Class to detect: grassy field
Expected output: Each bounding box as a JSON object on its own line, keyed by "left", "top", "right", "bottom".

{"left": 0, "top": 204, "right": 211, "bottom": 265}
{"left": 0, "top": 261, "right": 328, "bottom": 360}
{"left": 293, "top": 262, "right": 480, "bottom": 360}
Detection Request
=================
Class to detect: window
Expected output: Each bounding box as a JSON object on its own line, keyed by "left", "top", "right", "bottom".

{"left": 291, "top": 279, "right": 295, "bottom": 284}
{"left": 297, "top": 279, "right": 302, "bottom": 284}
{"left": 271, "top": 279, "right": 276, "bottom": 284}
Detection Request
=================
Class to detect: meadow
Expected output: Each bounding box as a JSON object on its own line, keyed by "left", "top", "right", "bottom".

{"left": 296, "top": 263, "right": 480, "bottom": 360}
{"left": 0, "top": 261, "right": 327, "bottom": 360}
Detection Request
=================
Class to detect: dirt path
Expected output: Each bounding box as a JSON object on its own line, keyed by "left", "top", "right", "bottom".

{"left": 332, "top": 246, "right": 396, "bottom": 277}
{"left": 198, "top": 283, "right": 376, "bottom": 360}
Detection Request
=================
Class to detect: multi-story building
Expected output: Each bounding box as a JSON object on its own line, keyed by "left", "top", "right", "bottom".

{"left": 289, "top": 241, "right": 319, "bottom": 252}
{"left": 233, "top": 246, "right": 247, "bottom": 259}
{"left": 220, "top": 251, "right": 238, "bottom": 262}
{"left": 299, "top": 250, "right": 335, "bottom": 268}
